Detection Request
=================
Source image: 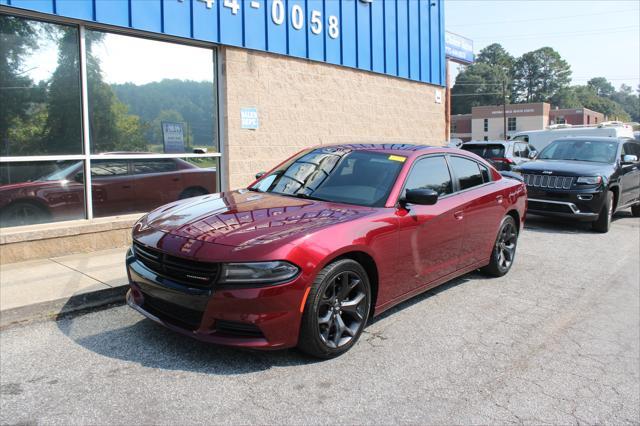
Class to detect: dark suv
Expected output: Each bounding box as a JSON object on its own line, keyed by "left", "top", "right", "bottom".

{"left": 516, "top": 137, "right": 640, "bottom": 232}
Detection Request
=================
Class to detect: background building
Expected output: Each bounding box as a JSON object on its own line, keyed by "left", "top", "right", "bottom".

{"left": 0, "top": 0, "right": 447, "bottom": 263}
{"left": 450, "top": 102, "right": 605, "bottom": 141}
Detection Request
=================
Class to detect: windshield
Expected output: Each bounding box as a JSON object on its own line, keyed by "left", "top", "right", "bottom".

{"left": 538, "top": 140, "right": 618, "bottom": 163}
{"left": 40, "top": 161, "right": 82, "bottom": 181}
{"left": 462, "top": 144, "right": 505, "bottom": 159}
{"left": 250, "top": 148, "right": 406, "bottom": 207}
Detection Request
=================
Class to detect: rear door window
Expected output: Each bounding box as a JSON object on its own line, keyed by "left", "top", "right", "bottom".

{"left": 450, "top": 156, "right": 484, "bottom": 191}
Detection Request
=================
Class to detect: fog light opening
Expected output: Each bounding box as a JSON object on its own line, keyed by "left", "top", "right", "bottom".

{"left": 577, "top": 194, "right": 594, "bottom": 201}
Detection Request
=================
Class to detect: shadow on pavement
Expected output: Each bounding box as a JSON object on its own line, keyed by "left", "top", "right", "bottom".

{"left": 54, "top": 270, "right": 492, "bottom": 374}
{"left": 524, "top": 211, "right": 633, "bottom": 234}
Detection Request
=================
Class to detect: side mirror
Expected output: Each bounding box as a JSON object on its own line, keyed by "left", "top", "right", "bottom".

{"left": 255, "top": 171, "right": 266, "bottom": 180}
{"left": 622, "top": 154, "right": 638, "bottom": 164}
{"left": 401, "top": 188, "right": 439, "bottom": 206}
{"left": 74, "top": 173, "right": 84, "bottom": 183}
{"left": 528, "top": 151, "right": 537, "bottom": 159}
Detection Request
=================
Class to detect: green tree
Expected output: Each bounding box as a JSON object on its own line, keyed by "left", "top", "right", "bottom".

{"left": 513, "top": 47, "right": 572, "bottom": 103}
{"left": 0, "top": 15, "right": 39, "bottom": 156}
{"left": 587, "top": 77, "right": 615, "bottom": 98}
{"left": 43, "top": 27, "right": 83, "bottom": 154}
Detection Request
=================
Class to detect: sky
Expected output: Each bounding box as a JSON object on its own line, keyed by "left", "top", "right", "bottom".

{"left": 445, "top": 0, "right": 640, "bottom": 90}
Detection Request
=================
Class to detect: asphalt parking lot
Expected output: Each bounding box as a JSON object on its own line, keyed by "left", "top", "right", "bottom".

{"left": 1, "top": 213, "right": 639, "bottom": 425}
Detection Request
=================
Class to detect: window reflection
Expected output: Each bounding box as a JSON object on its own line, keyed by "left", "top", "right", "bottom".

{"left": 0, "top": 15, "right": 82, "bottom": 156}
{"left": 90, "top": 157, "right": 218, "bottom": 218}
{"left": 85, "top": 30, "right": 217, "bottom": 155}
{"left": 0, "top": 161, "right": 86, "bottom": 227}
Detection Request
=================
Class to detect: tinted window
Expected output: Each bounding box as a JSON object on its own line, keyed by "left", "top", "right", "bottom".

{"left": 133, "top": 159, "right": 178, "bottom": 174}
{"left": 538, "top": 140, "right": 618, "bottom": 163}
{"left": 622, "top": 142, "right": 640, "bottom": 158}
{"left": 251, "top": 148, "right": 405, "bottom": 207}
{"left": 480, "top": 164, "right": 491, "bottom": 183}
{"left": 450, "top": 157, "right": 484, "bottom": 190}
{"left": 514, "top": 142, "right": 530, "bottom": 158}
{"left": 403, "top": 156, "right": 453, "bottom": 197}
{"left": 462, "top": 144, "right": 505, "bottom": 159}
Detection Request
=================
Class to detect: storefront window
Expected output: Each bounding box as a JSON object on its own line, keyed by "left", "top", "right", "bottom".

{"left": 85, "top": 30, "right": 218, "bottom": 155}
{"left": 0, "top": 160, "right": 86, "bottom": 227}
{"left": 0, "top": 15, "right": 83, "bottom": 156}
{"left": 1, "top": 16, "right": 220, "bottom": 229}
{"left": 90, "top": 157, "right": 219, "bottom": 218}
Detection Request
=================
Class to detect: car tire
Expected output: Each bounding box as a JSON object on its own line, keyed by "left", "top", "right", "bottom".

{"left": 0, "top": 202, "right": 49, "bottom": 227}
{"left": 298, "top": 259, "right": 371, "bottom": 359}
{"left": 178, "top": 187, "right": 208, "bottom": 200}
{"left": 592, "top": 191, "right": 614, "bottom": 233}
{"left": 481, "top": 215, "right": 519, "bottom": 277}
{"left": 631, "top": 203, "right": 640, "bottom": 217}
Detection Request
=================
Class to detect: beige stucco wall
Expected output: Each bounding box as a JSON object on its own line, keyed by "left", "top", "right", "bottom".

{"left": 221, "top": 47, "right": 446, "bottom": 189}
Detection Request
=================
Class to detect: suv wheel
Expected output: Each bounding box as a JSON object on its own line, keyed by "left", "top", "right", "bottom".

{"left": 592, "top": 191, "right": 614, "bottom": 233}
{"left": 631, "top": 203, "right": 640, "bottom": 217}
{"left": 298, "top": 259, "right": 371, "bottom": 359}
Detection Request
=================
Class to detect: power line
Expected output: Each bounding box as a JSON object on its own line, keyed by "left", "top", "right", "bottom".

{"left": 474, "top": 25, "right": 638, "bottom": 41}
{"left": 448, "top": 8, "right": 639, "bottom": 28}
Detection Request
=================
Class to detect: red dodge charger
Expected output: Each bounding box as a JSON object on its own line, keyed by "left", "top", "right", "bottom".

{"left": 126, "top": 144, "right": 527, "bottom": 358}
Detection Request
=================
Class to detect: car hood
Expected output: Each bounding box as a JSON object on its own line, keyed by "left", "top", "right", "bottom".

{"left": 141, "top": 190, "right": 374, "bottom": 248}
{"left": 516, "top": 160, "right": 614, "bottom": 176}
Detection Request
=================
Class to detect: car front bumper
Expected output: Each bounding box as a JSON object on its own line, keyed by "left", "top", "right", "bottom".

{"left": 126, "top": 249, "right": 309, "bottom": 350}
{"left": 526, "top": 187, "right": 605, "bottom": 221}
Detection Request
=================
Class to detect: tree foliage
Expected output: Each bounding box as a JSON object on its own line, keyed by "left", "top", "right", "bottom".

{"left": 452, "top": 43, "right": 639, "bottom": 123}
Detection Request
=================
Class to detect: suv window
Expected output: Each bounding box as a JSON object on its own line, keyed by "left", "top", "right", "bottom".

{"left": 133, "top": 159, "right": 178, "bottom": 175}
{"left": 480, "top": 163, "right": 491, "bottom": 183}
{"left": 512, "top": 135, "right": 529, "bottom": 143}
{"left": 514, "top": 142, "right": 530, "bottom": 158}
{"left": 622, "top": 142, "right": 640, "bottom": 158}
{"left": 450, "top": 156, "right": 484, "bottom": 190}
{"left": 403, "top": 156, "right": 453, "bottom": 197}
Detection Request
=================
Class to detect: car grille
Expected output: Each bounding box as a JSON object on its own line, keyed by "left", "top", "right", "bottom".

{"left": 528, "top": 200, "right": 574, "bottom": 214}
{"left": 141, "top": 292, "right": 204, "bottom": 329}
{"left": 522, "top": 174, "right": 574, "bottom": 190}
{"left": 133, "top": 241, "right": 219, "bottom": 288}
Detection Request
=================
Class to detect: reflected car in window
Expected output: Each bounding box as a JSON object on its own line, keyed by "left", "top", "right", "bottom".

{"left": 126, "top": 144, "right": 527, "bottom": 358}
{"left": 0, "top": 156, "right": 217, "bottom": 227}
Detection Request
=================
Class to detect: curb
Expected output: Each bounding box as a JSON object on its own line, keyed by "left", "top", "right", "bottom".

{"left": 0, "top": 285, "right": 129, "bottom": 330}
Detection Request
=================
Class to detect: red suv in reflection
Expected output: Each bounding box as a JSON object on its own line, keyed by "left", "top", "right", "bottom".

{"left": 126, "top": 144, "right": 527, "bottom": 358}
{"left": 0, "top": 157, "right": 217, "bottom": 227}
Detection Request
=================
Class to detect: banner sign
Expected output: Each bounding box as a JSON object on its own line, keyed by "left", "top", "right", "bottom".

{"left": 445, "top": 32, "right": 474, "bottom": 64}
{"left": 161, "top": 121, "right": 186, "bottom": 153}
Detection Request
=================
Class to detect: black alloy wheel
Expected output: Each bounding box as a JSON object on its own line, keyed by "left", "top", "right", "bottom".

{"left": 482, "top": 215, "right": 519, "bottom": 277}
{"left": 298, "top": 259, "right": 371, "bottom": 358}
{"left": 592, "top": 190, "right": 614, "bottom": 233}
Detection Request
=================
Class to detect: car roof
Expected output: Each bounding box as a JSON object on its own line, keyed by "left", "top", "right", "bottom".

{"left": 311, "top": 143, "right": 442, "bottom": 156}
{"left": 551, "top": 136, "right": 626, "bottom": 143}
{"left": 462, "top": 140, "right": 510, "bottom": 146}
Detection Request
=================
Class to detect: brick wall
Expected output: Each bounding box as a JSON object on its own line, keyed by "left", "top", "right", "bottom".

{"left": 221, "top": 47, "right": 446, "bottom": 189}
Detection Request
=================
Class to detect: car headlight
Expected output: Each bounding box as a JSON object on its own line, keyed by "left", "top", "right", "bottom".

{"left": 576, "top": 176, "right": 602, "bottom": 185}
{"left": 219, "top": 261, "right": 300, "bottom": 285}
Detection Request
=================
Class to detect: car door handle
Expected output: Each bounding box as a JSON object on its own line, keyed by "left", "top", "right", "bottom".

{"left": 172, "top": 178, "right": 181, "bottom": 182}
{"left": 496, "top": 195, "right": 504, "bottom": 204}
{"left": 122, "top": 185, "right": 132, "bottom": 189}
{"left": 454, "top": 210, "right": 464, "bottom": 220}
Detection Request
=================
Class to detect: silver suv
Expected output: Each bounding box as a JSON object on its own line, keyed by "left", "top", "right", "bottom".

{"left": 461, "top": 140, "right": 537, "bottom": 171}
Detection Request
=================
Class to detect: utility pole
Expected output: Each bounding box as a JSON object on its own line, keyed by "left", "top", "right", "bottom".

{"left": 502, "top": 80, "right": 507, "bottom": 141}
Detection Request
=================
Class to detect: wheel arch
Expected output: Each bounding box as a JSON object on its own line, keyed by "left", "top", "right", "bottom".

{"left": 506, "top": 209, "right": 521, "bottom": 232}
{"left": 323, "top": 250, "right": 380, "bottom": 319}
{"left": 608, "top": 185, "right": 620, "bottom": 210}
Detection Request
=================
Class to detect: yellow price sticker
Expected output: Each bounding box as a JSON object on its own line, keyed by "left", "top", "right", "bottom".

{"left": 388, "top": 155, "right": 407, "bottom": 162}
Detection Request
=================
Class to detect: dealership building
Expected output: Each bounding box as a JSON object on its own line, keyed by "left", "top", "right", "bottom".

{"left": 0, "top": 0, "right": 447, "bottom": 263}
{"left": 451, "top": 103, "right": 605, "bottom": 142}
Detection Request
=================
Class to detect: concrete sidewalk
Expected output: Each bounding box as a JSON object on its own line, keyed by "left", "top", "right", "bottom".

{"left": 0, "top": 247, "right": 129, "bottom": 328}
